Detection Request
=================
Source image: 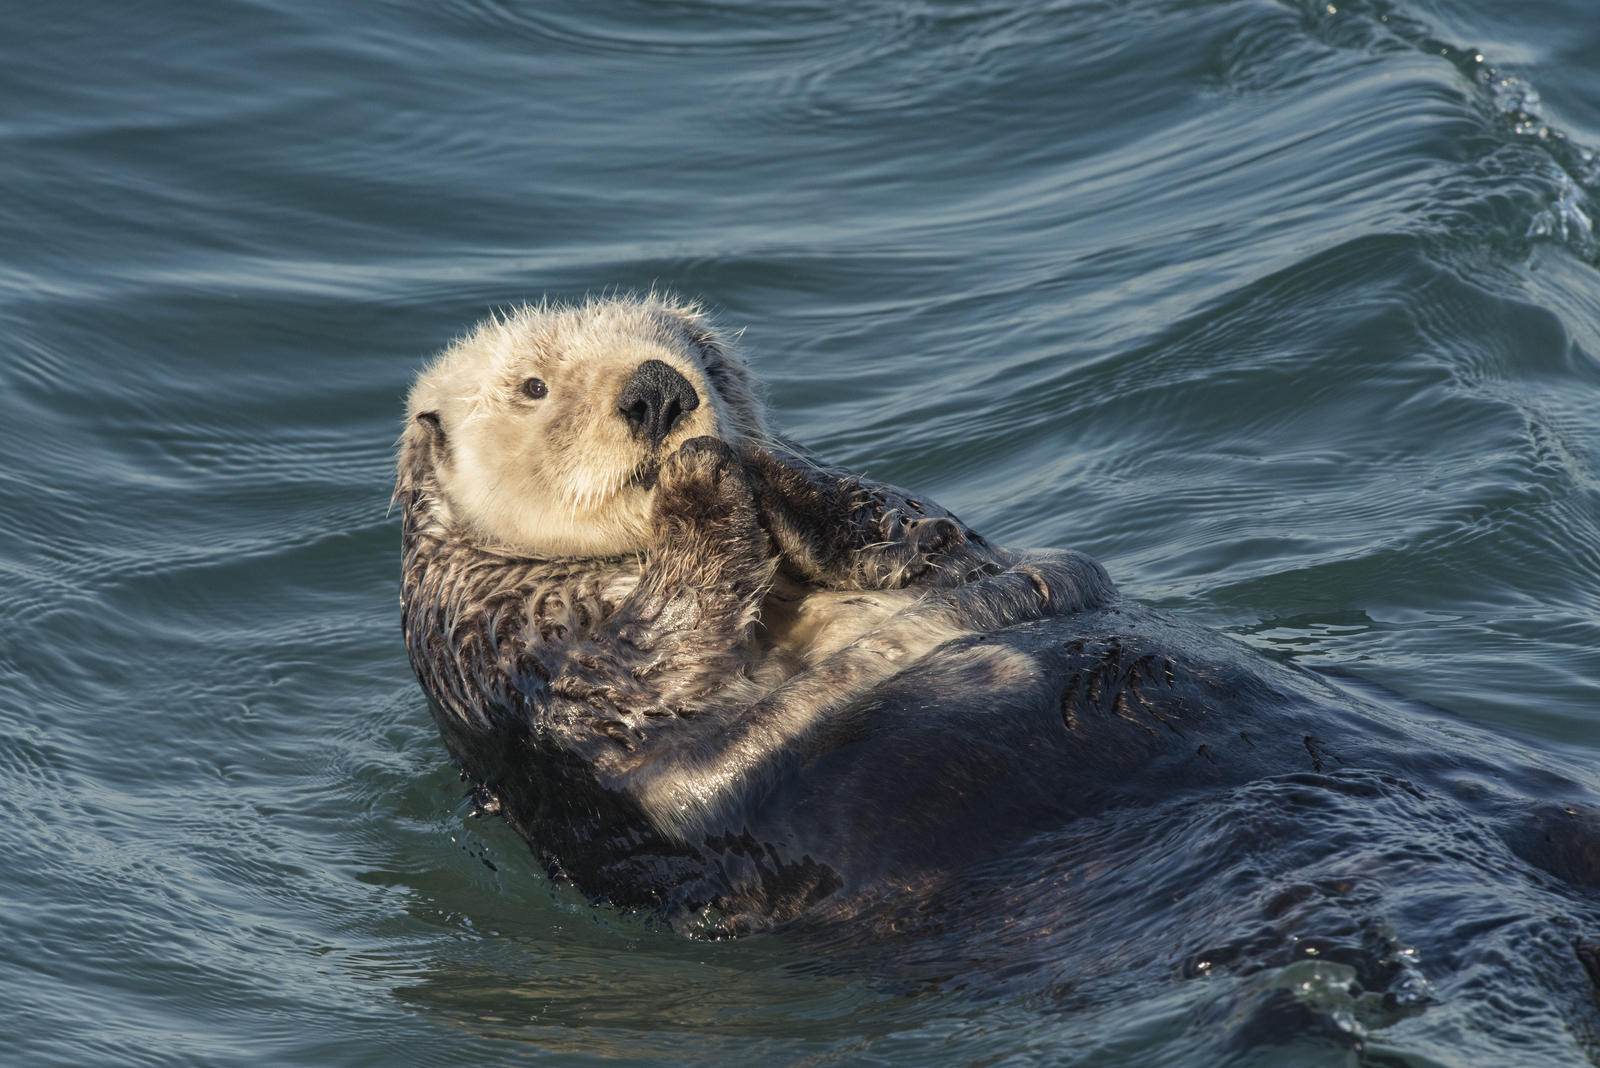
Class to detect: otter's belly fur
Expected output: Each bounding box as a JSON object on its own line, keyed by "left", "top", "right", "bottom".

{"left": 753, "top": 576, "right": 924, "bottom": 685}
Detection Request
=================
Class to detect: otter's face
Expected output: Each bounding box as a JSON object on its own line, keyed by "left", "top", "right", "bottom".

{"left": 404, "top": 298, "right": 763, "bottom": 559}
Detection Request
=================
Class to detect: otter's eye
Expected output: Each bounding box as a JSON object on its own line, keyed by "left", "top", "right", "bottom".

{"left": 521, "top": 377, "right": 548, "bottom": 400}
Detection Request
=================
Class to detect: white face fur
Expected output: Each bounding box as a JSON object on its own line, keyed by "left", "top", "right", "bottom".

{"left": 405, "top": 297, "right": 766, "bottom": 559}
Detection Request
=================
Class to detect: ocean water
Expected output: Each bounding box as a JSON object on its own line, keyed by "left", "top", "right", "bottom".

{"left": 2, "top": 0, "right": 1599, "bottom": 1065}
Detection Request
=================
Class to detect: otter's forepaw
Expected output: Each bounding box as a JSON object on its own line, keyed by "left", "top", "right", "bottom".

{"left": 651, "top": 437, "right": 764, "bottom": 562}
{"left": 661, "top": 436, "right": 741, "bottom": 487}
{"left": 908, "top": 516, "right": 962, "bottom": 555}
{"left": 875, "top": 515, "right": 966, "bottom": 586}
{"left": 657, "top": 437, "right": 758, "bottom": 518}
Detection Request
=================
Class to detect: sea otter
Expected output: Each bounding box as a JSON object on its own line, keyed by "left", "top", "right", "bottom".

{"left": 398, "top": 296, "right": 1600, "bottom": 1031}
{"left": 398, "top": 295, "right": 1119, "bottom": 908}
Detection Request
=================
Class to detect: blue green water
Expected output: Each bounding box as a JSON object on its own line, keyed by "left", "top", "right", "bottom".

{"left": 2, "top": 0, "right": 1598, "bottom": 1064}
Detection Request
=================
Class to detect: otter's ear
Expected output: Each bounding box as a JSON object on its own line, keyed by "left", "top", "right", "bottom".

{"left": 413, "top": 411, "right": 450, "bottom": 462}
{"left": 415, "top": 410, "right": 444, "bottom": 442}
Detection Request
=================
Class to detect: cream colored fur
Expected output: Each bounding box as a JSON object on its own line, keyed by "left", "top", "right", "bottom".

{"left": 406, "top": 295, "right": 766, "bottom": 559}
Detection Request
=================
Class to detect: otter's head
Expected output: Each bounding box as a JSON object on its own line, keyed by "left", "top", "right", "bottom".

{"left": 402, "top": 296, "right": 765, "bottom": 559}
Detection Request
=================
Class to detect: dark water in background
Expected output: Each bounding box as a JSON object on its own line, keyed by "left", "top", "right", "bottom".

{"left": 3, "top": 0, "right": 1599, "bottom": 1064}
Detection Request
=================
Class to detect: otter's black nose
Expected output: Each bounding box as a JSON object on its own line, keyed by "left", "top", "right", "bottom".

{"left": 617, "top": 359, "right": 700, "bottom": 448}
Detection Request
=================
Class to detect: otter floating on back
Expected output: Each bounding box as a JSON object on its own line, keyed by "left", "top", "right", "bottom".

{"left": 399, "top": 295, "right": 1114, "bottom": 900}
{"left": 398, "top": 296, "right": 1600, "bottom": 1026}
